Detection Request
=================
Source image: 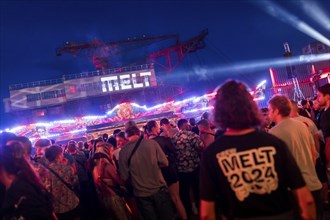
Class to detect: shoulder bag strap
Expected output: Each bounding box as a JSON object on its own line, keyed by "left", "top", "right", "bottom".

{"left": 43, "top": 164, "right": 78, "bottom": 196}
{"left": 127, "top": 136, "right": 143, "bottom": 168}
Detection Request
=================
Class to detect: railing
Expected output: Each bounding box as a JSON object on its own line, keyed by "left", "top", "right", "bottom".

{"left": 9, "top": 78, "right": 64, "bottom": 91}
{"left": 8, "top": 63, "right": 154, "bottom": 90}
{"left": 64, "top": 63, "right": 154, "bottom": 80}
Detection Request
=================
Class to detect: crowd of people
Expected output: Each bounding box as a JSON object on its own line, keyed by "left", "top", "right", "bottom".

{"left": 0, "top": 81, "right": 329, "bottom": 220}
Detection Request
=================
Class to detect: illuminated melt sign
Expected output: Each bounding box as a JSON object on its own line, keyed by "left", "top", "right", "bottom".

{"left": 64, "top": 68, "right": 157, "bottom": 100}
{"left": 101, "top": 71, "right": 152, "bottom": 92}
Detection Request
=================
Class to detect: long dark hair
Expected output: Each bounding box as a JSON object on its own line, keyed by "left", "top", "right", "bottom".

{"left": 214, "top": 80, "right": 262, "bottom": 129}
{"left": 92, "top": 139, "right": 104, "bottom": 156}
{"left": 0, "top": 141, "right": 44, "bottom": 191}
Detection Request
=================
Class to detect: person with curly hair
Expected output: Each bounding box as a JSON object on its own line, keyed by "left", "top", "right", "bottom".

{"left": 200, "top": 80, "right": 315, "bottom": 220}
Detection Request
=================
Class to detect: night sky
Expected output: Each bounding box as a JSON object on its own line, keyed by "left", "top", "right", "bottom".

{"left": 0, "top": 0, "right": 329, "bottom": 128}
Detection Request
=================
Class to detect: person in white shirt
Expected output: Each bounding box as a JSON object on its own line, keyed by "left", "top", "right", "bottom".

{"left": 269, "top": 95, "right": 322, "bottom": 220}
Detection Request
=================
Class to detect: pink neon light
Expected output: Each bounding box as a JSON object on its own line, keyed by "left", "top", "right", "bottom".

{"left": 269, "top": 67, "right": 279, "bottom": 94}
{"left": 5, "top": 84, "right": 270, "bottom": 134}
{"left": 320, "top": 72, "right": 330, "bottom": 79}
{"left": 311, "top": 64, "right": 316, "bottom": 74}
{"left": 183, "top": 106, "right": 214, "bottom": 114}
{"left": 253, "top": 96, "right": 265, "bottom": 101}
{"left": 269, "top": 67, "right": 276, "bottom": 87}
{"left": 207, "top": 92, "right": 216, "bottom": 97}
{"left": 309, "top": 72, "right": 330, "bottom": 82}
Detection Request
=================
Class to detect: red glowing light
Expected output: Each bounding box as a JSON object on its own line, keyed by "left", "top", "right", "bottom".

{"left": 311, "top": 64, "right": 316, "bottom": 74}
{"left": 269, "top": 67, "right": 276, "bottom": 86}
{"left": 320, "top": 72, "right": 330, "bottom": 79}
{"left": 69, "top": 85, "right": 76, "bottom": 93}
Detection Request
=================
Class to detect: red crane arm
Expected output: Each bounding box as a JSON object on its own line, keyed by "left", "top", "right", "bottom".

{"left": 149, "top": 29, "right": 208, "bottom": 73}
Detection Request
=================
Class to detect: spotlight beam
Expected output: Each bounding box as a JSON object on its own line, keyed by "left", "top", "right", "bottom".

{"left": 298, "top": 0, "right": 330, "bottom": 31}
{"left": 253, "top": 0, "right": 330, "bottom": 46}
{"left": 153, "top": 53, "right": 329, "bottom": 84}
{"left": 208, "top": 53, "right": 330, "bottom": 75}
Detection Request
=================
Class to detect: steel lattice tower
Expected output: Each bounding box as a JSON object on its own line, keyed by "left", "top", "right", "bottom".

{"left": 283, "top": 42, "right": 305, "bottom": 101}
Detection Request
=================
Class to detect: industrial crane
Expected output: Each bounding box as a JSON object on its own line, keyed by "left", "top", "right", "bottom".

{"left": 56, "top": 29, "right": 208, "bottom": 74}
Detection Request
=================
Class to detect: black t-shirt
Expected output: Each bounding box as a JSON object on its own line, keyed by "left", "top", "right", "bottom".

{"left": 1, "top": 178, "right": 53, "bottom": 220}
{"left": 71, "top": 152, "right": 89, "bottom": 182}
{"left": 200, "top": 130, "right": 305, "bottom": 219}
{"left": 152, "top": 136, "right": 176, "bottom": 164}
{"left": 299, "top": 108, "right": 311, "bottom": 118}
{"left": 315, "top": 109, "right": 323, "bottom": 129}
{"left": 152, "top": 136, "right": 178, "bottom": 185}
{"left": 320, "top": 108, "right": 330, "bottom": 139}
{"left": 191, "top": 126, "right": 200, "bottom": 135}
